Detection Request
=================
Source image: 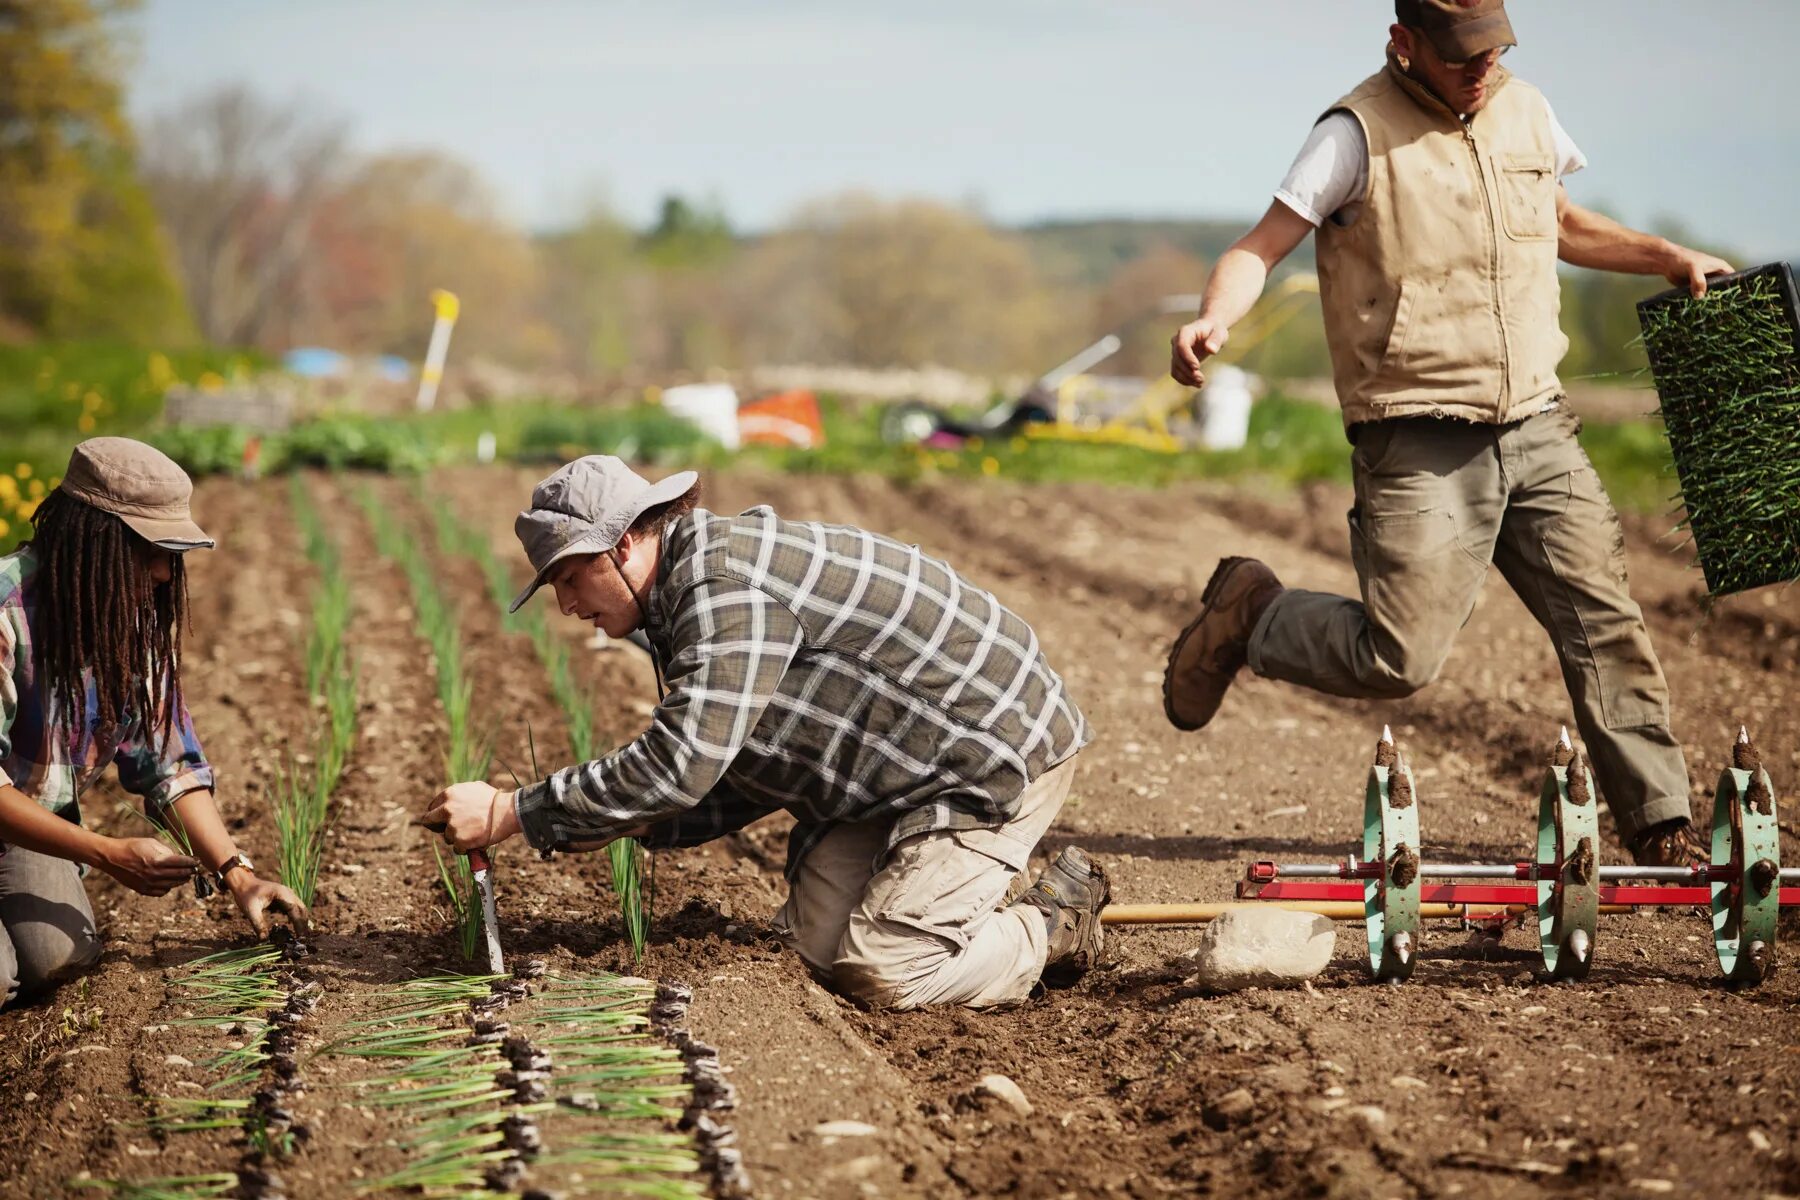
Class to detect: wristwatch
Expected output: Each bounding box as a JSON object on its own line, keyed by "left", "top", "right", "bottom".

{"left": 214, "top": 852, "right": 255, "bottom": 887}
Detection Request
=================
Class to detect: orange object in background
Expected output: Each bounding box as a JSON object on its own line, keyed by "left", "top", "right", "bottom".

{"left": 737, "top": 390, "right": 825, "bottom": 449}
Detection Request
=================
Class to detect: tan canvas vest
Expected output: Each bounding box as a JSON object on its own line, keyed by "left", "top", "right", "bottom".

{"left": 1315, "top": 55, "right": 1566, "bottom": 426}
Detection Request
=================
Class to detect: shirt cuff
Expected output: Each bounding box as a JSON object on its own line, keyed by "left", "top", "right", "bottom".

{"left": 144, "top": 766, "right": 216, "bottom": 813}
{"left": 514, "top": 780, "right": 560, "bottom": 852}
{"left": 1273, "top": 189, "right": 1327, "bottom": 228}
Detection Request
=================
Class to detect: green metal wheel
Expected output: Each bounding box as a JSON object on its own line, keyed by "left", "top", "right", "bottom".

{"left": 1536, "top": 754, "right": 1600, "bottom": 981}
{"left": 1363, "top": 742, "right": 1421, "bottom": 983}
{"left": 1711, "top": 757, "right": 1780, "bottom": 984}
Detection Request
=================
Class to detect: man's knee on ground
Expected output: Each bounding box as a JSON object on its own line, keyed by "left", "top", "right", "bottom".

{"left": 830, "top": 920, "right": 953, "bottom": 1012}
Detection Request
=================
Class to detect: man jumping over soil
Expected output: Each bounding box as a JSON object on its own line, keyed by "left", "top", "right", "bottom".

{"left": 1, "top": 439, "right": 309, "bottom": 1008}
{"left": 1164, "top": 0, "right": 1731, "bottom": 866}
{"left": 424, "top": 456, "right": 1107, "bottom": 1010}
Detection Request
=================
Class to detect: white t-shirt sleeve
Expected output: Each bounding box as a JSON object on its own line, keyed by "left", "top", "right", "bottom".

{"left": 1543, "top": 97, "right": 1587, "bottom": 179}
{"left": 1274, "top": 112, "right": 1367, "bottom": 228}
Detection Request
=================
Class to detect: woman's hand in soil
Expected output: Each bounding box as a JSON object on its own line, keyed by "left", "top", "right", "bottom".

{"left": 226, "top": 871, "right": 312, "bottom": 939}
{"left": 422, "top": 781, "right": 521, "bottom": 852}
{"left": 97, "top": 836, "right": 201, "bottom": 896}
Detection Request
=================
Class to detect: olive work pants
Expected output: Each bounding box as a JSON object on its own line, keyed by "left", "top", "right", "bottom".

{"left": 0, "top": 845, "right": 102, "bottom": 1007}
{"left": 771, "top": 757, "right": 1076, "bottom": 1010}
{"left": 1246, "top": 406, "right": 1690, "bottom": 843}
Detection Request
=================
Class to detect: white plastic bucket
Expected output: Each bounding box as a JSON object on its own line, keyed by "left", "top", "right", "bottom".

{"left": 661, "top": 383, "right": 741, "bottom": 451}
{"left": 1197, "top": 365, "right": 1254, "bottom": 451}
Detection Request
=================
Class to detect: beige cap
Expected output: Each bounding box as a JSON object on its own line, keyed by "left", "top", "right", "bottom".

{"left": 1395, "top": 0, "right": 1516, "bottom": 60}
{"left": 509, "top": 456, "right": 697, "bottom": 612}
{"left": 60, "top": 437, "right": 214, "bottom": 550}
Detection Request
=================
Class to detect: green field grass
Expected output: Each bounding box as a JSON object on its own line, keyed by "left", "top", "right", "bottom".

{"left": 1, "top": 342, "right": 1686, "bottom": 553}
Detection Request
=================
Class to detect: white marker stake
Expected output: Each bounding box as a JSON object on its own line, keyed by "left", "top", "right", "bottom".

{"left": 414, "top": 289, "right": 461, "bottom": 412}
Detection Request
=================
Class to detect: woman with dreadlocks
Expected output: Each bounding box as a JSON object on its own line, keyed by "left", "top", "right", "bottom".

{"left": 0, "top": 438, "right": 308, "bottom": 1007}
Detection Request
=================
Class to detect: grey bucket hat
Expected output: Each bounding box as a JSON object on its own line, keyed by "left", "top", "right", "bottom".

{"left": 508, "top": 456, "right": 698, "bottom": 613}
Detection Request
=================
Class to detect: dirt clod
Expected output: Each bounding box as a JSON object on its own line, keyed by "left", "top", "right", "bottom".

{"left": 1745, "top": 773, "right": 1773, "bottom": 817}
{"left": 1567, "top": 837, "right": 1596, "bottom": 887}
{"left": 1567, "top": 754, "right": 1593, "bottom": 806}
{"left": 1388, "top": 768, "right": 1414, "bottom": 810}
{"left": 1389, "top": 843, "right": 1419, "bottom": 889}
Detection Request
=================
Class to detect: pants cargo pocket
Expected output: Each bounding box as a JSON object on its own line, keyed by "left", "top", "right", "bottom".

{"left": 863, "top": 831, "right": 1024, "bottom": 951}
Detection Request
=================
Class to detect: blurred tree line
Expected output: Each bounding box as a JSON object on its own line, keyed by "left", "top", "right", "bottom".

{"left": 0, "top": 1, "right": 1716, "bottom": 384}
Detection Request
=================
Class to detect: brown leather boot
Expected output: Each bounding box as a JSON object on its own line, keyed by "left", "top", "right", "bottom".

{"left": 1629, "top": 818, "right": 1706, "bottom": 869}
{"left": 1163, "top": 557, "right": 1284, "bottom": 731}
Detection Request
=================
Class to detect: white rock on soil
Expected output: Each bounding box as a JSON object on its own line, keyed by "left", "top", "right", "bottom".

{"left": 1342, "top": 1105, "right": 1388, "bottom": 1129}
{"left": 975, "top": 1074, "right": 1033, "bottom": 1118}
{"left": 812, "top": 1120, "right": 878, "bottom": 1139}
{"left": 1187, "top": 909, "right": 1336, "bottom": 991}
{"left": 1204, "top": 1088, "right": 1256, "bottom": 1128}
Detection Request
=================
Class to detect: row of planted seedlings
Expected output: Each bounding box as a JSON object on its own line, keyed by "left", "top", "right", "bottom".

{"left": 345, "top": 481, "right": 728, "bottom": 1196}
{"left": 72, "top": 945, "right": 321, "bottom": 1200}
{"left": 73, "top": 481, "right": 360, "bottom": 1199}
{"left": 317, "top": 968, "right": 727, "bottom": 1197}
{"left": 423, "top": 490, "right": 650, "bottom": 958}
{"left": 356, "top": 483, "right": 493, "bottom": 960}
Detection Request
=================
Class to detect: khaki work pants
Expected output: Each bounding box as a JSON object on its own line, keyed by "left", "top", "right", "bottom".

{"left": 772, "top": 757, "right": 1076, "bottom": 1011}
{"left": 0, "top": 845, "right": 102, "bottom": 1007}
{"left": 1247, "top": 408, "right": 1690, "bottom": 842}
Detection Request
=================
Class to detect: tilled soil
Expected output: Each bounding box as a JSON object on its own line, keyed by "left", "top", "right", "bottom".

{"left": 2, "top": 464, "right": 1796, "bottom": 1198}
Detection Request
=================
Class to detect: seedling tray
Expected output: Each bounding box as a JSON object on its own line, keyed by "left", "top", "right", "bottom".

{"left": 1636, "top": 261, "right": 1800, "bottom": 596}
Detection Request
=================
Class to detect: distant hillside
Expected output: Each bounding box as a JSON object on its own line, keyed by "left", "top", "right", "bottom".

{"left": 1016, "top": 216, "right": 1315, "bottom": 286}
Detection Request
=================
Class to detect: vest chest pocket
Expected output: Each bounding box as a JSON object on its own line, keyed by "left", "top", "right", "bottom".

{"left": 1497, "top": 155, "right": 1557, "bottom": 242}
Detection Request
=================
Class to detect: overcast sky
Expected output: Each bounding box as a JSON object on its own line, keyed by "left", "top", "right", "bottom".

{"left": 129, "top": 1, "right": 1799, "bottom": 257}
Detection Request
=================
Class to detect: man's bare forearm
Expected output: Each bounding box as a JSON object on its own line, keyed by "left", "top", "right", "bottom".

{"left": 1557, "top": 202, "right": 1676, "bottom": 274}
{"left": 1198, "top": 245, "right": 1275, "bottom": 327}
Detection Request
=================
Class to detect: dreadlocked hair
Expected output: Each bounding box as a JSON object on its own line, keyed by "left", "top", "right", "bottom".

{"left": 24, "top": 488, "right": 189, "bottom": 754}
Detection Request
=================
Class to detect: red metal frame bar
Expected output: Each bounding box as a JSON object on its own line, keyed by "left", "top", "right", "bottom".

{"left": 1237, "top": 880, "right": 1800, "bottom": 907}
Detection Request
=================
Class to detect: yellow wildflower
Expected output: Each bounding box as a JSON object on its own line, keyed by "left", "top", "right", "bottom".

{"left": 981, "top": 456, "right": 1000, "bottom": 477}
{"left": 27, "top": 479, "right": 44, "bottom": 500}
{"left": 0, "top": 475, "right": 17, "bottom": 502}
{"left": 78, "top": 413, "right": 96, "bottom": 433}
{"left": 198, "top": 371, "right": 225, "bottom": 392}
{"left": 15, "top": 463, "right": 31, "bottom": 480}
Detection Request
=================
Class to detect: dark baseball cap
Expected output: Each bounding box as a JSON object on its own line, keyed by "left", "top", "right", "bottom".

{"left": 1395, "top": 0, "right": 1516, "bottom": 61}
{"left": 61, "top": 437, "right": 214, "bottom": 550}
{"left": 509, "top": 456, "right": 698, "bottom": 613}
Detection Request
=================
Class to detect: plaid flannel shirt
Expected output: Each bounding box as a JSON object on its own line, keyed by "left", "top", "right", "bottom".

{"left": 514, "top": 506, "right": 1089, "bottom": 877}
{"left": 1, "top": 549, "right": 214, "bottom": 832}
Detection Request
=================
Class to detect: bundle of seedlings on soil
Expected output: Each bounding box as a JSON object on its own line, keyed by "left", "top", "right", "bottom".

{"left": 427, "top": 493, "right": 650, "bottom": 958}
{"left": 161, "top": 947, "right": 293, "bottom": 1093}
{"left": 1636, "top": 262, "right": 1800, "bottom": 595}
{"left": 69, "top": 1174, "right": 241, "bottom": 1199}
{"left": 360, "top": 488, "right": 494, "bottom": 959}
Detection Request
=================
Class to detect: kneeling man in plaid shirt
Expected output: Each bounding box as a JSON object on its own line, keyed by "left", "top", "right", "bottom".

{"left": 425, "top": 456, "right": 1107, "bottom": 1010}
